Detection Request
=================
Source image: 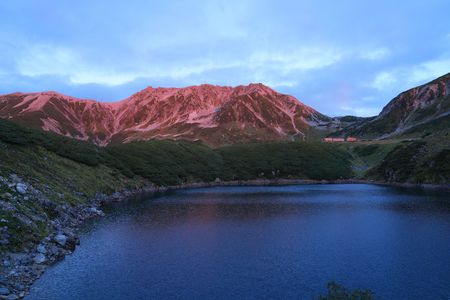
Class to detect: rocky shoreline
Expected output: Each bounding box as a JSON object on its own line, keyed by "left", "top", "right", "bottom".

{"left": 0, "top": 173, "right": 161, "bottom": 300}
{"left": 1, "top": 176, "right": 448, "bottom": 299}
{"left": 163, "top": 178, "right": 450, "bottom": 191}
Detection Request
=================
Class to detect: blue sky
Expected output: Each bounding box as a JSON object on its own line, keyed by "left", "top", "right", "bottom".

{"left": 1, "top": 0, "right": 450, "bottom": 116}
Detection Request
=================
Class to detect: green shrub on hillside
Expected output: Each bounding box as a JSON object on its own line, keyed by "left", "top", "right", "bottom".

{"left": 0, "top": 119, "right": 103, "bottom": 166}
{"left": 216, "top": 142, "right": 353, "bottom": 180}
{"left": 365, "top": 141, "right": 450, "bottom": 184}
{"left": 0, "top": 119, "right": 354, "bottom": 186}
{"left": 353, "top": 145, "right": 379, "bottom": 157}
{"left": 365, "top": 142, "right": 425, "bottom": 182}
{"left": 106, "top": 141, "right": 224, "bottom": 185}
{"left": 318, "top": 282, "right": 374, "bottom": 300}
{"left": 2, "top": 118, "right": 447, "bottom": 186}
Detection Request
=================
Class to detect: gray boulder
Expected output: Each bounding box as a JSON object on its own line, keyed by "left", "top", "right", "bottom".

{"left": 9, "top": 174, "right": 21, "bottom": 183}
{"left": 54, "top": 234, "right": 67, "bottom": 246}
{"left": 1, "top": 193, "right": 12, "bottom": 199}
{"left": 15, "top": 183, "right": 27, "bottom": 195}
{"left": 0, "top": 286, "right": 10, "bottom": 295}
{"left": 37, "top": 244, "right": 47, "bottom": 254}
{"left": 33, "top": 253, "right": 46, "bottom": 264}
{"left": 86, "top": 207, "right": 105, "bottom": 217}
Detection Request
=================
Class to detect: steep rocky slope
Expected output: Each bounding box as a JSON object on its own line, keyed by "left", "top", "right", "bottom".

{"left": 0, "top": 84, "right": 330, "bottom": 146}
{"left": 331, "top": 72, "right": 450, "bottom": 139}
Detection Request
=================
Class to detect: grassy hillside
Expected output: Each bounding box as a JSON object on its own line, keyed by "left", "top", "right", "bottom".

{"left": 107, "top": 140, "right": 354, "bottom": 183}
{"left": 216, "top": 142, "right": 353, "bottom": 180}
{"left": 0, "top": 119, "right": 354, "bottom": 185}
{"left": 394, "top": 114, "right": 450, "bottom": 139}
{"left": 0, "top": 119, "right": 354, "bottom": 253}
{"left": 2, "top": 118, "right": 448, "bottom": 188}
{"left": 0, "top": 121, "right": 149, "bottom": 251}
{"left": 336, "top": 133, "right": 450, "bottom": 184}
{"left": 365, "top": 139, "right": 450, "bottom": 184}
{"left": 339, "top": 141, "right": 400, "bottom": 177}
{"left": 105, "top": 141, "right": 225, "bottom": 185}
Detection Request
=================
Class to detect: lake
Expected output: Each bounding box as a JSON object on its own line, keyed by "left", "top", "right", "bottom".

{"left": 27, "top": 184, "right": 450, "bottom": 299}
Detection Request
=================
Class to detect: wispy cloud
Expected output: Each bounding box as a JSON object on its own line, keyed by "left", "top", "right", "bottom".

{"left": 409, "top": 58, "right": 450, "bottom": 83}
{"left": 369, "top": 72, "right": 397, "bottom": 90}
{"left": 14, "top": 43, "right": 343, "bottom": 87}
{"left": 16, "top": 45, "right": 138, "bottom": 86}
{"left": 1, "top": 0, "right": 450, "bottom": 116}
{"left": 359, "top": 47, "right": 390, "bottom": 61}
{"left": 248, "top": 48, "right": 343, "bottom": 74}
{"left": 16, "top": 45, "right": 76, "bottom": 78}
{"left": 369, "top": 57, "right": 450, "bottom": 91}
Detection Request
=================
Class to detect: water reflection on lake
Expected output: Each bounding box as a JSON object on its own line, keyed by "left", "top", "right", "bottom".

{"left": 27, "top": 184, "right": 450, "bottom": 300}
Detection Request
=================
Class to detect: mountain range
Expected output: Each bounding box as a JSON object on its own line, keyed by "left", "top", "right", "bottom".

{"left": 0, "top": 84, "right": 331, "bottom": 146}
{"left": 0, "top": 73, "right": 449, "bottom": 146}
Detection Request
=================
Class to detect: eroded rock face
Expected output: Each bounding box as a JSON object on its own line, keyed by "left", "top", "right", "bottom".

{"left": 0, "top": 84, "right": 330, "bottom": 146}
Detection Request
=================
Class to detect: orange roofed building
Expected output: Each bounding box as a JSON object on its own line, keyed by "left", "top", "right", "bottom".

{"left": 323, "top": 137, "right": 358, "bottom": 142}
{"left": 323, "top": 137, "right": 345, "bottom": 142}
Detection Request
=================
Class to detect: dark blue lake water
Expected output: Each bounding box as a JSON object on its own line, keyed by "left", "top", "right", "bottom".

{"left": 27, "top": 184, "right": 450, "bottom": 299}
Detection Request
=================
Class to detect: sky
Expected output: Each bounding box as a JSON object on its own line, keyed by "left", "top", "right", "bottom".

{"left": 1, "top": 0, "right": 450, "bottom": 117}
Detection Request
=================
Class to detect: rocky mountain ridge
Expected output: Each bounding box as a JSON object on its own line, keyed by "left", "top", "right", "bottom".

{"left": 331, "top": 72, "right": 450, "bottom": 139}
{"left": 0, "top": 84, "right": 330, "bottom": 146}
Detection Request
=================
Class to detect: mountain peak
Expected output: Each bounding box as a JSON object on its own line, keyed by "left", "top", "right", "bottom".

{"left": 0, "top": 83, "right": 329, "bottom": 146}
{"left": 133, "top": 83, "right": 276, "bottom": 96}
{"left": 233, "top": 83, "right": 276, "bottom": 95}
